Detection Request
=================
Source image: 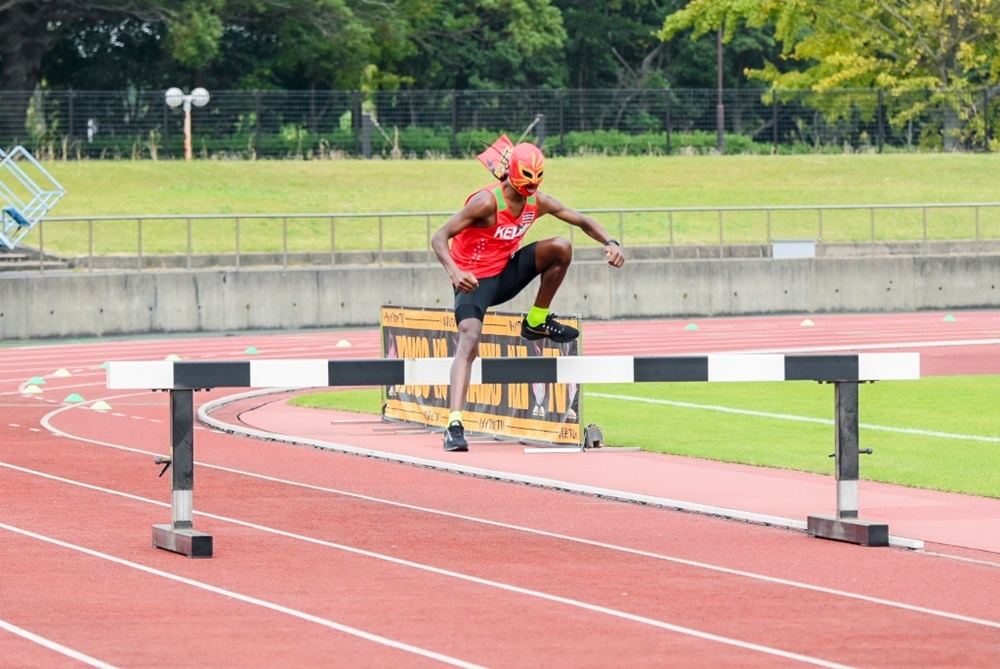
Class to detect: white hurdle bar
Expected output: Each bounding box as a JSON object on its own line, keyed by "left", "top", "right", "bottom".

{"left": 107, "top": 353, "right": 920, "bottom": 557}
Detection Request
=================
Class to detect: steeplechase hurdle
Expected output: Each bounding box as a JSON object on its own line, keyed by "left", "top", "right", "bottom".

{"left": 0, "top": 146, "right": 66, "bottom": 250}
{"left": 107, "top": 353, "right": 920, "bottom": 558}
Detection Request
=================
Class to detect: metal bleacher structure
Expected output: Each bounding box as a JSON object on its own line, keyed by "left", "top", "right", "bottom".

{"left": 0, "top": 145, "right": 66, "bottom": 252}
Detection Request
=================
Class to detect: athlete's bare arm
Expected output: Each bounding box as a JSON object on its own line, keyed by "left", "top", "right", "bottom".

{"left": 431, "top": 191, "right": 496, "bottom": 293}
{"left": 536, "top": 192, "right": 625, "bottom": 268}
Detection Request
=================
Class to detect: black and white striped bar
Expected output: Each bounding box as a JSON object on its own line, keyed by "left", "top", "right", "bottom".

{"left": 109, "top": 352, "right": 920, "bottom": 556}
{"left": 107, "top": 353, "right": 919, "bottom": 389}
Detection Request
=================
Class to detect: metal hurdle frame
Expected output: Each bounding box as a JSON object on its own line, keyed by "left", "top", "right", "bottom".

{"left": 107, "top": 353, "right": 920, "bottom": 558}
{"left": 0, "top": 146, "right": 66, "bottom": 250}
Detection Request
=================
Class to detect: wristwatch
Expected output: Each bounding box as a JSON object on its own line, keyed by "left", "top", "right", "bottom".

{"left": 604, "top": 238, "right": 620, "bottom": 246}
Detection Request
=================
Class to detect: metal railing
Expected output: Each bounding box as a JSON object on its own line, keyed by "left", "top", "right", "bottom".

{"left": 5, "top": 201, "right": 995, "bottom": 273}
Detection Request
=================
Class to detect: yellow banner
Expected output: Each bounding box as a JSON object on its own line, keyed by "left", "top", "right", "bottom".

{"left": 381, "top": 305, "right": 581, "bottom": 445}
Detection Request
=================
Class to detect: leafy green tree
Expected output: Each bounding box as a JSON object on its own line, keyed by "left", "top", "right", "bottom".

{"left": 1, "top": 1, "right": 221, "bottom": 90}
{"left": 660, "top": 0, "right": 1000, "bottom": 149}
{"left": 212, "top": 0, "right": 376, "bottom": 90}
{"left": 551, "top": 0, "right": 777, "bottom": 90}
{"left": 557, "top": 1, "right": 669, "bottom": 89}
{"left": 389, "top": 0, "right": 568, "bottom": 90}
{"left": 42, "top": 19, "right": 177, "bottom": 90}
{"left": 38, "top": 1, "right": 385, "bottom": 92}
{"left": 2, "top": 0, "right": 222, "bottom": 130}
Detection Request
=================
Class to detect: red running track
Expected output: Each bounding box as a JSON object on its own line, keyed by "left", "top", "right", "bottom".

{"left": 1, "top": 311, "right": 998, "bottom": 667}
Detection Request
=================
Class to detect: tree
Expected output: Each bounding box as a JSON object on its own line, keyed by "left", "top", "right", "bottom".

{"left": 388, "top": 0, "right": 568, "bottom": 90}
{"left": 0, "top": 0, "right": 221, "bottom": 130}
{"left": 37, "top": 0, "right": 391, "bottom": 92}
{"left": 556, "top": 0, "right": 669, "bottom": 90}
{"left": 660, "top": 0, "right": 1000, "bottom": 149}
{"left": 0, "top": 1, "right": 224, "bottom": 90}
{"left": 212, "top": 0, "right": 378, "bottom": 90}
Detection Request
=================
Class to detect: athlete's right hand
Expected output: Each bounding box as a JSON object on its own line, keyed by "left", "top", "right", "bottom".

{"left": 451, "top": 271, "right": 479, "bottom": 293}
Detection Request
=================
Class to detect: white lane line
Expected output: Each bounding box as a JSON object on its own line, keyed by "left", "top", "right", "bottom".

{"left": 0, "top": 371, "right": 104, "bottom": 385}
{"left": 921, "top": 551, "right": 1000, "bottom": 568}
{"left": 0, "top": 466, "right": 848, "bottom": 667}
{"left": 0, "top": 381, "right": 108, "bottom": 398}
{"left": 0, "top": 618, "right": 118, "bottom": 669}
{"left": 589, "top": 393, "right": 1000, "bottom": 444}
{"left": 0, "top": 332, "right": 375, "bottom": 360}
{"left": 0, "top": 521, "right": 482, "bottom": 669}
{"left": 0, "top": 405, "right": 53, "bottom": 408}
{"left": 11, "top": 408, "right": 1000, "bottom": 635}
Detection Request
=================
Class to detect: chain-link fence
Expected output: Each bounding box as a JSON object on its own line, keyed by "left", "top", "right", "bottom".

{"left": 0, "top": 88, "right": 995, "bottom": 159}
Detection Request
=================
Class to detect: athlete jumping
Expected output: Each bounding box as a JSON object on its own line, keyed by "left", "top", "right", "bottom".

{"left": 430, "top": 139, "right": 625, "bottom": 452}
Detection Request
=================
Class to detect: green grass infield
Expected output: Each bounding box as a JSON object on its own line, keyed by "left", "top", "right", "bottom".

{"left": 290, "top": 374, "right": 1000, "bottom": 499}
{"left": 28, "top": 153, "right": 1000, "bottom": 256}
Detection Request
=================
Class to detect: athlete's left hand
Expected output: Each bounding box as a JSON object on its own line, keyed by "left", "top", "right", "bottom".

{"left": 605, "top": 243, "right": 625, "bottom": 268}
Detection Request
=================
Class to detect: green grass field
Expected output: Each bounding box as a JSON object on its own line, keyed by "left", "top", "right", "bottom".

{"left": 28, "top": 153, "right": 1000, "bottom": 255}
{"left": 26, "top": 153, "right": 1000, "bottom": 499}
{"left": 290, "top": 375, "right": 1000, "bottom": 499}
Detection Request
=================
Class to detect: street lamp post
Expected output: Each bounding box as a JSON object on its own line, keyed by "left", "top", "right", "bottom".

{"left": 165, "top": 87, "right": 210, "bottom": 161}
{"left": 716, "top": 28, "right": 725, "bottom": 154}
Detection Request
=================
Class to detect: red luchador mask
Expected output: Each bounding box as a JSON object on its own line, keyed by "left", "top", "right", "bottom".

{"left": 507, "top": 143, "right": 545, "bottom": 196}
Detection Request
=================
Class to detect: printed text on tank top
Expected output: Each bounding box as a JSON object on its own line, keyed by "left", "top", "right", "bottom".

{"left": 491, "top": 187, "right": 535, "bottom": 241}
{"left": 450, "top": 182, "right": 539, "bottom": 278}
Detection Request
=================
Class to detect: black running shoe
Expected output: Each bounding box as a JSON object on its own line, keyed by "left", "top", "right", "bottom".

{"left": 520, "top": 314, "right": 579, "bottom": 343}
{"left": 443, "top": 421, "right": 469, "bottom": 452}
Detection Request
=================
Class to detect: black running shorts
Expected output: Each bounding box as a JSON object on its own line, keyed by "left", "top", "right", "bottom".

{"left": 454, "top": 242, "right": 539, "bottom": 322}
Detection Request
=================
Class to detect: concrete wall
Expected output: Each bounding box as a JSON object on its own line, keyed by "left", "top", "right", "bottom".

{"left": 2, "top": 255, "right": 998, "bottom": 339}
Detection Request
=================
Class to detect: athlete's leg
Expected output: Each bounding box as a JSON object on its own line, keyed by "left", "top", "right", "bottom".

{"left": 490, "top": 241, "right": 578, "bottom": 342}
{"left": 446, "top": 278, "right": 498, "bottom": 451}
{"left": 449, "top": 316, "right": 482, "bottom": 412}
{"left": 531, "top": 236, "right": 573, "bottom": 307}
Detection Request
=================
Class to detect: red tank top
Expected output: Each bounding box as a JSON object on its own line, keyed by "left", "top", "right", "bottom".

{"left": 450, "top": 182, "right": 539, "bottom": 279}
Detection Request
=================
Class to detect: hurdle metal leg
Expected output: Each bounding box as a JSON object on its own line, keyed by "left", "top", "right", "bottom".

{"left": 152, "top": 389, "right": 213, "bottom": 557}
{"left": 807, "top": 381, "right": 889, "bottom": 546}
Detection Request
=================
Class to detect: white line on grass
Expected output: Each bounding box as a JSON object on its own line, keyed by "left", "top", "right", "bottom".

{"left": 707, "top": 338, "right": 1000, "bottom": 356}
{"left": 589, "top": 393, "right": 1000, "bottom": 444}
{"left": 0, "top": 618, "right": 118, "bottom": 669}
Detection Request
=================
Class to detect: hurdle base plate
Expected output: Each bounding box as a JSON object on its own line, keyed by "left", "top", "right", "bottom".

{"left": 806, "top": 515, "right": 888, "bottom": 547}
{"left": 152, "top": 524, "right": 213, "bottom": 558}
